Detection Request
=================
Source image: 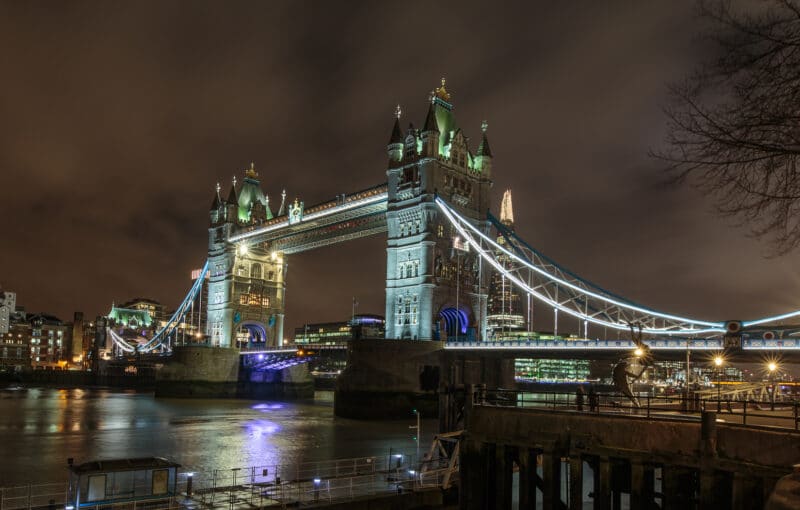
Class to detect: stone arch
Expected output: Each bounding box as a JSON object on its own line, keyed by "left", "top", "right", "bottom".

{"left": 235, "top": 320, "right": 269, "bottom": 348}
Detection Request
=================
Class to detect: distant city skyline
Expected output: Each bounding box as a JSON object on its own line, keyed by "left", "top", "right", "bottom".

{"left": 3, "top": 2, "right": 800, "bottom": 338}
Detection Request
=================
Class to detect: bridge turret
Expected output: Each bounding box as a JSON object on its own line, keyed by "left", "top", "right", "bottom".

{"left": 474, "top": 121, "right": 492, "bottom": 178}
{"left": 209, "top": 182, "right": 223, "bottom": 225}
{"left": 225, "top": 179, "right": 238, "bottom": 224}
{"left": 420, "top": 99, "right": 440, "bottom": 158}
{"left": 385, "top": 80, "right": 492, "bottom": 341}
{"left": 387, "top": 105, "right": 404, "bottom": 166}
{"left": 237, "top": 163, "right": 272, "bottom": 224}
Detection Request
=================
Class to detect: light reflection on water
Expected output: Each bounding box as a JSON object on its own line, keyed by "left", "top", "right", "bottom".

{"left": 0, "top": 386, "right": 435, "bottom": 486}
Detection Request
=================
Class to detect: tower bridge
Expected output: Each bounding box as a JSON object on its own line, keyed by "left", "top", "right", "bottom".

{"left": 100, "top": 81, "right": 800, "bottom": 401}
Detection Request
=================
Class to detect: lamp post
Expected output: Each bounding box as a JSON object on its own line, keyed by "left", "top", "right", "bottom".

{"left": 714, "top": 356, "right": 724, "bottom": 412}
{"left": 768, "top": 361, "right": 778, "bottom": 411}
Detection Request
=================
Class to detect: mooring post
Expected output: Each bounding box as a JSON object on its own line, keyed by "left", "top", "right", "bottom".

{"left": 568, "top": 455, "right": 583, "bottom": 510}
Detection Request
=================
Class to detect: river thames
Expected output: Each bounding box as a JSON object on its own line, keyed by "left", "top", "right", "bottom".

{"left": 0, "top": 385, "right": 436, "bottom": 487}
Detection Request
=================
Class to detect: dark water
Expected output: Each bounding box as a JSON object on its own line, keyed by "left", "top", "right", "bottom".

{"left": 0, "top": 386, "right": 436, "bottom": 486}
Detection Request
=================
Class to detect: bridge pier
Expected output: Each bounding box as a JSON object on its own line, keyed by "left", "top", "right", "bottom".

{"left": 155, "top": 345, "right": 240, "bottom": 397}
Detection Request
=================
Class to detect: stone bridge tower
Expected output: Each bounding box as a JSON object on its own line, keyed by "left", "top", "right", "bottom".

{"left": 206, "top": 164, "right": 287, "bottom": 348}
{"left": 385, "top": 81, "right": 493, "bottom": 341}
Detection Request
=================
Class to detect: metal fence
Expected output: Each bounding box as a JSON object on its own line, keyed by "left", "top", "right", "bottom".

{"left": 0, "top": 453, "right": 423, "bottom": 510}
{"left": 474, "top": 388, "right": 800, "bottom": 431}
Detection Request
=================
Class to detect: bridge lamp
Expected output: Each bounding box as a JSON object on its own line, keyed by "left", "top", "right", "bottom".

{"left": 238, "top": 244, "right": 249, "bottom": 256}
{"left": 768, "top": 361, "right": 778, "bottom": 373}
{"left": 634, "top": 347, "right": 644, "bottom": 358}
{"left": 271, "top": 251, "right": 278, "bottom": 261}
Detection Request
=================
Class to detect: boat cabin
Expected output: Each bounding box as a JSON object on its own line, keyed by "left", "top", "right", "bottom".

{"left": 67, "top": 457, "right": 180, "bottom": 509}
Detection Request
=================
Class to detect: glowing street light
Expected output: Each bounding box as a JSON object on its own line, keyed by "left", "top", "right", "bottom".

{"left": 768, "top": 361, "right": 779, "bottom": 411}
{"left": 714, "top": 355, "right": 724, "bottom": 412}
{"left": 634, "top": 347, "right": 644, "bottom": 357}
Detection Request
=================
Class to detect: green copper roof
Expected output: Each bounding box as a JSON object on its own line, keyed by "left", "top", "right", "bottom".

{"left": 238, "top": 177, "right": 271, "bottom": 222}
{"left": 108, "top": 307, "right": 153, "bottom": 328}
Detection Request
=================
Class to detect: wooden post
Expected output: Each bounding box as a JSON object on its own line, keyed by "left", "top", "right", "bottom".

{"left": 630, "top": 461, "right": 645, "bottom": 509}
{"left": 459, "top": 439, "right": 487, "bottom": 510}
{"left": 492, "top": 444, "right": 513, "bottom": 509}
{"left": 569, "top": 456, "right": 583, "bottom": 510}
{"left": 542, "top": 450, "right": 562, "bottom": 509}
{"left": 597, "top": 457, "right": 611, "bottom": 510}
{"left": 518, "top": 448, "right": 537, "bottom": 510}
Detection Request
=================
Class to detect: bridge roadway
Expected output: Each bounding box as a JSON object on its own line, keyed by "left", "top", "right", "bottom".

{"left": 239, "top": 337, "right": 800, "bottom": 363}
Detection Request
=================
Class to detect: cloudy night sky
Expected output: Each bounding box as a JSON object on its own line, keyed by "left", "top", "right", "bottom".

{"left": 1, "top": 1, "right": 797, "bottom": 335}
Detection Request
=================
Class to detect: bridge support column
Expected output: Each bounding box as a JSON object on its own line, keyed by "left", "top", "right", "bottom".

{"left": 542, "top": 449, "right": 562, "bottom": 509}
{"left": 591, "top": 456, "right": 611, "bottom": 510}
{"left": 629, "top": 460, "right": 654, "bottom": 509}
{"left": 662, "top": 466, "right": 694, "bottom": 510}
{"left": 459, "top": 439, "right": 487, "bottom": 510}
{"left": 569, "top": 456, "right": 583, "bottom": 510}
{"left": 518, "top": 447, "right": 537, "bottom": 510}
{"left": 491, "top": 444, "right": 513, "bottom": 509}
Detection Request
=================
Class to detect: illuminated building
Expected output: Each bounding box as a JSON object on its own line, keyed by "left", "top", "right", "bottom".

{"left": 0, "top": 321, "right": 31, "bottom": 370}
{"left": 118, "top": 298, "right": 165, "bottom": 325}
{"left": 107, "top": 304, "right": 154, "bottom": 329}
{"left": 486, "top": 190, "right": 525, "bottom": 338}
{"left": 294, "top": 315, "right": 385, "bottom": 344}
{"left": 0, "top": 289, "right": 15, "bottom": 335}
{"left": 28, "top": 313, "right": 67, "bottom": 367}
{"left": 515, "top": 358, "right": 590, "bottom": 381}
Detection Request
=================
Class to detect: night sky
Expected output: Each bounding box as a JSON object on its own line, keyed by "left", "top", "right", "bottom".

{"left": 2, "top": 1, "right": 798, "bottom": 337}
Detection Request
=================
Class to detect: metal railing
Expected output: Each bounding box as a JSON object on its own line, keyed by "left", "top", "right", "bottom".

{"left": 473, "top": 388, "right": 800, "bottom": 431}
{"left": 0, "top": 453, "right": 424, "bottom": 510}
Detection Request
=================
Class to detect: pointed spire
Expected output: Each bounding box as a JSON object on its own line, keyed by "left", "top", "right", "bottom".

{"left": 500, "top": 189, "right": 514, "bottom": 226}
{"left": 389, "top": 105, "right": 404, "bottom": 145}
{"left": 278, "top": 189, "right": 287, "bottom": 216}
{"left": 226, "top": 180, "right": 238, "bottom": 205}
{"left": 210, "top": 183, "right": 221, "bottom": 211}
{"left": 422, "top": 102, "right": 439, "bottom": 133}
{"left": 477, "top": 120, "right": 492, "bottom": 157}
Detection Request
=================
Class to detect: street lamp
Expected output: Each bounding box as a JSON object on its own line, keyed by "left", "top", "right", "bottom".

{"left": 714, "top": 356, "right": 724, "bottom": 412}
{"left": 768, "top": 361, "right": 778, "bottom": 411}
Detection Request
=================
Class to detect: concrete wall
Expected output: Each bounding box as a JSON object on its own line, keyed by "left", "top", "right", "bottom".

{"left": 460, "top": 405, "right": 800, "bottom": 509}
{"left": 466, "top": 406, "right": 800, "bottom": 471}
{"left": 155, "top": 345, "right": 240, "bottom": 397}
{"left": 335, "top": 339, "right": 443, "bottom": 419}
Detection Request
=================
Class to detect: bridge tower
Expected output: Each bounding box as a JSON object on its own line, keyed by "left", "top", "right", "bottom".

{"left": 385, "top": 81, "right": 493, "bottom": 341}
{"left": 206, "top": 164, "right": 287, "bottom": 348}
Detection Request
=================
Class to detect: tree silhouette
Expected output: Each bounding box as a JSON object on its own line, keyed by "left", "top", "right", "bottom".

{"left": 655, "top": 0, "right": 800, "bottom": 254}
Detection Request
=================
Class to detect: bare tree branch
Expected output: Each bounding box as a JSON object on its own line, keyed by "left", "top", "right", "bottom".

{"left": 655, "top": 0, "right": 800, "bottom": 254}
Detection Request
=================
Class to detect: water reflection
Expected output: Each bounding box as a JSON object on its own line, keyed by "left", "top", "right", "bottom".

{"left": 0, "top": 386, "right": 435, "bottom": 487}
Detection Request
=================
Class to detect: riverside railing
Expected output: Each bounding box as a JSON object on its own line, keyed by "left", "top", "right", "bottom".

{"left": 473, "top": 387, "right": 800, "bottom": 431}
{"left": 0, "top": 453, "right": 423, "bottom": 510}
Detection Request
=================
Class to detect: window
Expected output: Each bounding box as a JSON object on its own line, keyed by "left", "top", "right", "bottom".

{"left": 88, "top": 475, "right": 107, "bottom": 502}
{"left": 152, "top": 469, "right": 168, "bottom": 496}
{"left": 251, "top": 263, "right": 262, "bottom": 279}
{"left": 237, "top": 265, "right": 247, "bottom": 277}
{"left": 268, "top": 271, "right": 274, "bottom": 281}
